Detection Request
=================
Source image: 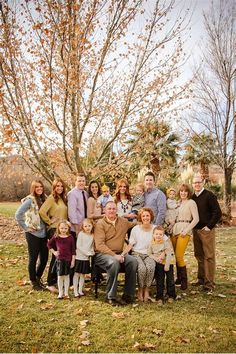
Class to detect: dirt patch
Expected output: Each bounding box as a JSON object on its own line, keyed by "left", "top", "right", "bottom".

{"left": 0, "top": 215, "right": 25, "bottom": 243}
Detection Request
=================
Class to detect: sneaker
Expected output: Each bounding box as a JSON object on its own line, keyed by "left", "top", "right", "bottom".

{"left": 46, "top": 285, "right": 59, "bottom": 294}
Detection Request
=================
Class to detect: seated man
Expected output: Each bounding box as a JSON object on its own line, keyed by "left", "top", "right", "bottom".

{"left": 94, "top": 201, "right": 137, "bottom": 305}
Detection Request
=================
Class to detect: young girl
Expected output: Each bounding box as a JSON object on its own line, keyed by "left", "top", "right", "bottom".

{"left": 148, "top": 226, "right": 176, "bottom": 305}
{"left": 48, "top": 220, "right": 75, "bottom": 299}
{"left": 73, "top": 218, "right": 95, "bottom": 298}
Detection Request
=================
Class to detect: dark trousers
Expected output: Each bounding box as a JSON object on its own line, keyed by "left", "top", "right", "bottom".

{"left": 25, "top": 232, "right": 48, "bottom": 282}
{"left": 155, "top": 264, "right": 176, "bottom": 300}
{"left": 46, "top": 228, "right": 57, "bottom": 286}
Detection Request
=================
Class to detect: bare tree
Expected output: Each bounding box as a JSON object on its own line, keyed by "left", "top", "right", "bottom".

{"left": 0, "top": 0, "right": 190, "bottom": 183}
{"left": 187, "top": 0, "right": 236, "bottom": 218}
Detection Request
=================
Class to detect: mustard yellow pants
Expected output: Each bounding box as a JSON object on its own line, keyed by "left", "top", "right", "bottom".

{"left": 171, "top": 234, "right": 191, "bottom": 267}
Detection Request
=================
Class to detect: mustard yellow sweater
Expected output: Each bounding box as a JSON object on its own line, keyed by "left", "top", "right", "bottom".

{"left": 39, "top": 195, "right": 68, "bottom": 229}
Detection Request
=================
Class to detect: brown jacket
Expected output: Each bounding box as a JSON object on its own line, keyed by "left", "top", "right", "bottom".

{"left": 94, "top": 216, "right": 135, "bottom": 256}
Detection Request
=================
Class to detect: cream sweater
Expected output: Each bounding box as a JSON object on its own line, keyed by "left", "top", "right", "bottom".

{"left": 172, "top": 199, "right": 199, "bottom": 236}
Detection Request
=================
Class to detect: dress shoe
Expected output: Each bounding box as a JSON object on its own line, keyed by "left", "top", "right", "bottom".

{"left": 121, "top": 294, "right": 135, "bottom": 304}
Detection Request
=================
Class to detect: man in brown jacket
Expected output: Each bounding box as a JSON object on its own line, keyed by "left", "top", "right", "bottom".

{"left": 94, "top": 202, "right": 137, "bottom": 305}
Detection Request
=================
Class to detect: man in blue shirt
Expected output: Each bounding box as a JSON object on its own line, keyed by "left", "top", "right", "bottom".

{"left": 144, "top": 171, "right": 166, "bottom": 225}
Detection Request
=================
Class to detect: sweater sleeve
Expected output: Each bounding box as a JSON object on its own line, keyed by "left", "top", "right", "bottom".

{"left": 15, "top": 199, "right": 32, "bottom": 231}
{"left": 94, "top": 222, "right": 116, "bottom": 256}
{"left": 164, "top": 239, "right": 174, "bottom": 270}
{"left": 207, "top": 193, "right": 222, "bottom": 229}
{"left": 39, "top": 196, "right": 53, "bottom": 226}
{"left": 47, "top": 236, "right": 57, "bottom": 251}
{"left": 183, "top": 200, "right": 199, "bottom": 235}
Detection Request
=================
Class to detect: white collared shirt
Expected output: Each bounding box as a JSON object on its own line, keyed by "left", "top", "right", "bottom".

{"left": 195, "top": 188, "right": 204, "bottom": 197}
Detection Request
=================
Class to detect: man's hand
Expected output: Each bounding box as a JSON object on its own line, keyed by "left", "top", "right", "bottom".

{"left": 115, "top": 254, "right": 125, "bottom": 263}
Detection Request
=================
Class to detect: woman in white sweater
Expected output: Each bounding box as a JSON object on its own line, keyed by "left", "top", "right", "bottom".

{"left": 172, "top": 184, "right": 199, "bottom": 290}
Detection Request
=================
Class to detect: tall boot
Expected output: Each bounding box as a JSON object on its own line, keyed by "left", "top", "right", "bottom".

{"left": 175, "top": 264, "right": 181, "bottom": 285}
{"left": 180, "top": 266, "right": 188, "bottom": 290}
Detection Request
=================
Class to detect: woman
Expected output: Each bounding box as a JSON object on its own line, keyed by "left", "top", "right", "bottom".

{"left": 124, "top": 207, "right": 156, "bottom": 302}
{"left": 172, "top": 184, "right": 199, "bottom": 290}
{"left": 39, "top": 177, "right": 68, "bottom": 292}
{"left": 15, "top": 180, "right": 48, "bottom": 290}
{"left": 87, "top": 180, "right": 103, "bottom": 221}
{"left": 114, "top": 178, "right": 136, "bottom": 219}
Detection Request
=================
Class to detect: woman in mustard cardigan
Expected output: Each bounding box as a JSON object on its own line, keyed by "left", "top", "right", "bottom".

{"left": 39, "top": 177, "right": 68, "bottom": 293}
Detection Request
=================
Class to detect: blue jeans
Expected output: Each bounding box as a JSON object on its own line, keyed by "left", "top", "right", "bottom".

{"left": 94, "top": 253, "right": 137, "bottom": 300}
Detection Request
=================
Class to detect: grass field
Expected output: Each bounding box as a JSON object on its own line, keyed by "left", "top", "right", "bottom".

{"left": 0, "top": 224, "right": 236, "bottom": 353}
{"left": 0, "top": 202, "right": 20, "bottom": 217}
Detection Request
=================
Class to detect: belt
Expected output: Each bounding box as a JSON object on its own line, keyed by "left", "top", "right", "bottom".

{"left": 176, "top": 220, "right": 191, "bottom": 223}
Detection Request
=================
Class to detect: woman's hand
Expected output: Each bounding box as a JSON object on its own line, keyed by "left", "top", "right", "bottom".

{"left": 50, "top": 216, "right": 59, "bottom": 225}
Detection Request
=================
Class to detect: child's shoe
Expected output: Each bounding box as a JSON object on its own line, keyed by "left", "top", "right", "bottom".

{"left": 57, "top": 295, "right": 63, "bottom": 300}
{"left": 64, "top": 295, "right": 70, "bottom": 300}
{"left": 156, "top": 299, "right": 164, "bottom": 306}
{"left": 167, "top": 297, "right": 174, "bottom": 304}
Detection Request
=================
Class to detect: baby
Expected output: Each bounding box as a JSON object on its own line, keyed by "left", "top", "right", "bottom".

{"left": 148, "top": 225, "right": 176, "bottom": 304}
{"left": 96, "top": 185, "right": 114, "bottom": 213}
{"left": 165, "top": 187, "right": 179, "bottom": 236}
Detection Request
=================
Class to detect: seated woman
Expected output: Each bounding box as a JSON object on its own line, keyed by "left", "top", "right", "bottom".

{"left": 87, "top": 180, "right": 103, "bottom": 222}
{"left": 172, "top": 184, "right": 199, "bottom": 290}
{"left": 15, "top": 180, "right": 48, "bottom": 290}
{"left": 123, "top": 207, "right": 156, "bottom": 302}
{"left": 39, "top": 177, "right": 68, "bottom": 293}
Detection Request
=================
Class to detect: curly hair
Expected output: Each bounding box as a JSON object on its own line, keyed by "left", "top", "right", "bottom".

{"left": 137, "top": 207, "right": 155, "bottom": 223}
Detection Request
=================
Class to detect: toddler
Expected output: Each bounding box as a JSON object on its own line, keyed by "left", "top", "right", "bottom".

{"left": 148, "top": 225, "right": 176, "bottom": 304}
{"left": 165, "top": 187, "right": 179, "bottom": 236}
{"left": 96, "top": 185, "right": 114, "bottom": 213}
{"left": 73, "top": 218, "right": 95, "bottom": 297}
{"left": 48, "top": 220, "right": 75, "bottom": 299}
{"left": 131, "top": 183, "right": 145, "bottom": 216}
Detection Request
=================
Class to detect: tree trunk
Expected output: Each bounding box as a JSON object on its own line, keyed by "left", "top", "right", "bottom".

{"left": 223, "top": 167, "right": 232, "bottom": 219}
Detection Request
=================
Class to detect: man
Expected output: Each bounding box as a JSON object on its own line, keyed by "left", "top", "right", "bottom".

{"left": 192, "top": 175, "right": 222, "bottom": 292}
{"left": 144, "top": 171, "right": 166, "bottom": 225}
{"left": 94, "top": 201, "right": 137, "bottom": 305}
{"left": 68, "top": 174, "right": 88, "bottom": 236}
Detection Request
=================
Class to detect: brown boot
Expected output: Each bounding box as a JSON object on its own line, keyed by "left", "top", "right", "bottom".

{"left": 175, "top": 265, "right": 181, "bottom": 285}
{"left": 180, "top": 266, "right": 188, "bottom": 290}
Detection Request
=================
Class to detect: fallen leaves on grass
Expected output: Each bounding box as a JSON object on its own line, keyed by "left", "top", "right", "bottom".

{"left": 133, "top": 342, "right": 156, "bottom": 351}
{"left": 16, "top": 279, "right": 28, "bottom": 286}
{"left": 198, "top": 334, "right": 206, "bottom": 339}
{"left": 152, "top": 329, "right": 164, "bottom": 337}
{"left": 81, "top": 340, "right": 91, "bottom": 346}
{"left": 175, "top": 336, "right": 190, "bottom": 344}
{"left": 112, "top": 312, "right": 126, "bottom": 319}
{"left": 74, "top": 308, "right": 83, "bottom": 315}
{"left": 217, "top": 293, "right": 226, "bottom": 298}
{"left": 80, "top": 319, "right": 89, "bottom": 327}
{"left": 17, "top": 303, "right": 24, "bottom": 310}
{"left": 40, "top": 303, "right": 54, "bottom": 310}
{"left": 79, "top": 331, "right": 90, "bottom": 339}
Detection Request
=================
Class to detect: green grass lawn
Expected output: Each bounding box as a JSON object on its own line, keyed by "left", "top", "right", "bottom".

{"left": 0, "top": 202, "right": 20, "bottom": 217}
{"left": 0, "top": 227, "right": 236, "bottom": 353}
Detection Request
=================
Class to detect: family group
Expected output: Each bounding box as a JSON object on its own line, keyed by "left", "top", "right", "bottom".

{"left": 15, "top": 172, "right": 222, "bottom": 306}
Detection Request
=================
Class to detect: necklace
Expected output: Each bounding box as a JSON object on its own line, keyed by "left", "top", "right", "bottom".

{"left": 120, "top": 200, "right": 130, "bottom": 213}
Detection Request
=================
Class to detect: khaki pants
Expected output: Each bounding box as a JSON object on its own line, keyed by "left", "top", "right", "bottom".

{"left": 193, "top": 228, "right": 216, "bottom": 289}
